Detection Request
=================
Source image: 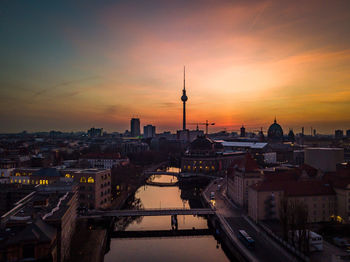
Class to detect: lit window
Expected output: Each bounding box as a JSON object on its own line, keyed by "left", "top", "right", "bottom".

{"left": 11, "top": 179, "right": 13, "bottom": 183}
{"left": 40, "top": 180, "right": 43, "bottom": 184}
{"left": 65, "top": 174, "right": 71, "bottom": 178}
{"left": 88, "top": 177, "right": 95, "bottom": 183}
{"left": 15, "top": 173, "right": 20, "bottom": 176}
{"left": 80, "top": 177, "right": 87, "bottom": 183}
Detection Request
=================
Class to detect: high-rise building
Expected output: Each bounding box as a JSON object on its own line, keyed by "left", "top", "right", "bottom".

{"left": 335, "top": 129, "right": 344, "bottom": 139}
{"left": 131, "top": 118, "right": 140, "bottom": 137}
{"left": 346, "top": 129, "right": 350, "bottom": 138}
{"left": 240, "top": 125, "right": 246, "bottom": 137}
{"left": 144, "top": 125, "right": 156, "bottom": 138}
{"left": 87, "top": 127, "right": 103, "bottom": 137}
{"left": 181, "top": 67, "right": 188, "bottom": 131}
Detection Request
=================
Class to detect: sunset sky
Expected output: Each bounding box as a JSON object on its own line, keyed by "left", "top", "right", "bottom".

{"left": 1, "top": 0, "right": 350, "bottom": 134}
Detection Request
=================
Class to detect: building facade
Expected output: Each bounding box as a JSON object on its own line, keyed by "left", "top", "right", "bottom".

{"left": 70, "top": 169, "right": 111, "bottom": 210}
{"left": 130, "top": 118, "right": 140, "bottom": 137}
{"left": 143, "top": 125, "right": 156, "bottom": 138}
{"left": 227, "top": 154, "right": 263, "bottom": 208}
{"left": 80, "top": 153, "right": 129, "bottom": 169}
{"left": 248, "top": 178, "right": 337, "bottom": 223}
{"left": 181, "top": 136, "right": 244, "bottom": 175}
{"left": 10, "top": 168, "right": 111, "bottom": 210}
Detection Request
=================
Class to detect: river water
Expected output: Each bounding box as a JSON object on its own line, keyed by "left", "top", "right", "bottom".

{"left": 104, "top": 168, "right": 232, "bottom": 262}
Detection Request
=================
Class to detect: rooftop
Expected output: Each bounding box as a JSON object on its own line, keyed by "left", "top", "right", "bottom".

{"left": 216, "top": 140, "right": 268, "bottom": 149}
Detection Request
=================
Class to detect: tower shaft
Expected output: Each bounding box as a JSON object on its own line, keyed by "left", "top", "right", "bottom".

{"left": 183, "top": 101, "right": 186, "bottom": 130}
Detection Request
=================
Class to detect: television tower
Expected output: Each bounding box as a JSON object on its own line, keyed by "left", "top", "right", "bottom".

{"left": 181, "top": 66, "right": 188, "bottom": 130}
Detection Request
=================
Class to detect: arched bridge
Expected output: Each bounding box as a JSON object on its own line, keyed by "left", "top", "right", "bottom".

{"left": 81, "top": 208, "right": 215, "bottom": 218}
{"left": 144, "top": 171, "right": 180, "bottom": 177}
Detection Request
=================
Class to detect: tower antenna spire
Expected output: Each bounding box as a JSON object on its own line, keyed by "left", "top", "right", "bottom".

{"left": 181, "top": 66, "right": 188, "bottom": 131}
{"left": 183, "top": 66, "right": 186, "bottom": 90}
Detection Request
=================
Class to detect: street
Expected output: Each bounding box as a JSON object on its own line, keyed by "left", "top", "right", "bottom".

{"left": 204, "top": 179, "right": 297, "bottom": 262}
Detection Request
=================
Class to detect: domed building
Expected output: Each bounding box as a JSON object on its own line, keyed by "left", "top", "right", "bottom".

{"left": 189, "top": 135, "right": 222, "bottom": 156}
{"left": 267, "top": 118, "right": 284, "bottom": 142}
{"left": 181, "top": 135, "right": 243, "bottom": 175}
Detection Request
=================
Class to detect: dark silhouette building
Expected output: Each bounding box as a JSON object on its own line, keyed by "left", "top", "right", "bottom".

{"left": 240, "top": 125, "right": 246, "bottom": 137}
{"left": 267, "top": 118, "right": 283, "bottom": 142}
{"left": 144, "top": 125, "right": 156, "bottom": 138}
{"left": 130, "top": 118, "right": 140, "bottom": 137}
{"left": 335, "top": 129, "right": 344, "bottom": 139}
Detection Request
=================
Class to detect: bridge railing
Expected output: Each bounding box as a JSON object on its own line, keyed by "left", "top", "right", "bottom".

{"left": 90, "top": 207, "right": 213, "bottom": 213}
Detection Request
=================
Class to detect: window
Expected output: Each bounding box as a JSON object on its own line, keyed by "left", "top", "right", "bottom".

{"left": 88, "top": 177, "right": 95, "bottom": 183}
{"left": 80, "top": 177, "right": 87, "bottom": 183}
{"left": 65, "top": 174, "right": 71, "bottom": 178}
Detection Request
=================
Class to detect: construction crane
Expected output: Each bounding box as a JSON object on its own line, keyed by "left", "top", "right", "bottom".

{"left": 188, "top": 120, "right": 215, "bottom": 135}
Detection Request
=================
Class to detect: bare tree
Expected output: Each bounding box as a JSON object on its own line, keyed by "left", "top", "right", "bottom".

{"left": 279, "top": 195, "right": 289, "bottom": 241}
{"left": 279, "top": 197, "right": 309, "bottom": 253}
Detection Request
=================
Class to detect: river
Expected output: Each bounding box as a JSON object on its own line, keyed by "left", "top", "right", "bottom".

{"left": 104, "top": 168, "right": 233, "bottom": 262}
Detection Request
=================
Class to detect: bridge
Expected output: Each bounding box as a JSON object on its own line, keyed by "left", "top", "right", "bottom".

{"left": 111, "top": 228, "right": 212, "bottom": 238}
{"left": 145, "top": 181, "right": 179, "bottom": 187}
{"left": 81, "top": 208, "right": 215, "bottom": 218}
{"left": 144, "top": 171, "right": 220, "bottom": 179}
{"left": 144, "top": 171, "right": 180, "bottom": 177}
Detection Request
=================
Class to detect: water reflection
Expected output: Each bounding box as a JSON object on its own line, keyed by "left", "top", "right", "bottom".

{"left": 106, "top": 237, "right": 229, "bottom": 262}
{"left": 105, "top": 174, "right": 231, "bottom": 262}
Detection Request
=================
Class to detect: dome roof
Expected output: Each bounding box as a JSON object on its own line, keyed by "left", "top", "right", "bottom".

{"left": 267, "top": 119, "right": 283, "bottom": 140}
{"left": 190, "top": 135, "right": 214, "bottom": 151}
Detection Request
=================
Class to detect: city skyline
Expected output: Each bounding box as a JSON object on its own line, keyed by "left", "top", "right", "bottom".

{"left": 1, "top": 0, "right": 350, "bottom": 133}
